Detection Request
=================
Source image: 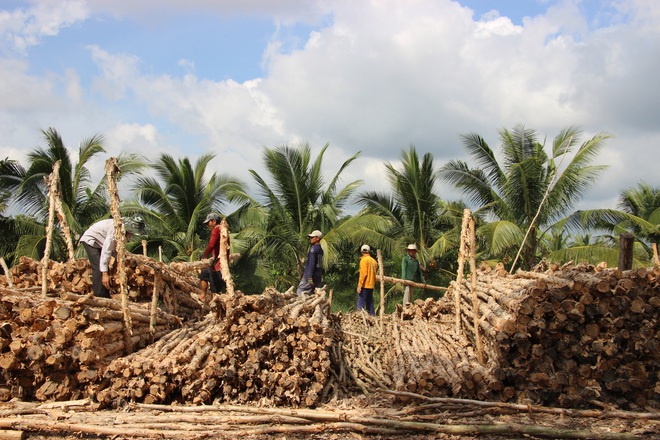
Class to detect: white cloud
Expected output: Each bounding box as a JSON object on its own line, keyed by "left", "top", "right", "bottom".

{"left": 0, "top": 0, "right": 89, "bottom": 54}
{"left": 0, "top": 0, "right": 659, "bottom": 215}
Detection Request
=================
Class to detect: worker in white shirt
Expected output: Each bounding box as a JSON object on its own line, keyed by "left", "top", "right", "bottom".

{"left": 79, "top": 216, "right": 145, "bottom": 297}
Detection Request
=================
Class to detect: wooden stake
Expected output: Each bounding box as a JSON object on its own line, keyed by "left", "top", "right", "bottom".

{"left": 41, "top": 161, "right": 61, "bottom": 297}
{"left": 218, "top": 218, "right": 234, "bottom": 296}
{"left": 454, "top": 209, "right": 471, "bottom": 335}
{"left": 50, "top": 168, "right": 75, "bottom": 261}
{"left": 150, "top": 268, "right": 161, "bottom": 336}
{"left": 104, "top": 157, "right": 133, "bottom": 352}
{"left": 0, "top": 257, "right": 13, "bottom": 288}
{"left": 377, "top": 249, "right": 385, "bottom": 326}
{"left": 468, "top": 217, "right": 483, "bottom": 364}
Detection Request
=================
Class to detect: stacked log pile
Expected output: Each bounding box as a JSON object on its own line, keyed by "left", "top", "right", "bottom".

{"left": 0, "top": 288, "right": 181, "bottom": 402}
{"left": 96, "top": 288, "right": 335, "bottom": 408}
{"left": 338, "top": 309, "right": 502, "bottom": 402}
{"left": 0, "top": 255, "right": 211, "bottom": 321}
{"left": 448, "top": 262, "right": 660, "bottom": 410}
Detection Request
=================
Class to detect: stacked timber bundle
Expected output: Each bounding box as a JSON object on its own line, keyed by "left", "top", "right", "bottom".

{"left": 396, "top": 296, "right": 454, "bottom": 321}
{"left": 0, "top": 255, "right": 211, "bottom": 321}
{"left": 95, "top": 287, "right": 334, "bottom": 408}
{"left": 449, "top": 262, "right": 660, "bottom": 410}
{"left": 338, "top": 312, "right": 500, "bottom": 401}
{"left": 0, "top": 287, "right": 181, "bottom": 402}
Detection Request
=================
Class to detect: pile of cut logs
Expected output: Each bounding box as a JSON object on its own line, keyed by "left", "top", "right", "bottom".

{"left": 96, "top": 288, "right": 334, "bottom": 408}
{"left": 1, "top": 247, "right": 658, "bottom": 411}
{"left": 448, "top": 262, "right": 660, "bottom": 410}
{"left": 338, "top": 309, "right": 503, "bottom": 402}
{"left": 0, "top": 287, "right": 181, "bottom": 402}
{"left": 0, "top": 255, "right": 211, "bottom": 321}
{"left": 338, "top": 262, "right": 659, "bottom": 411}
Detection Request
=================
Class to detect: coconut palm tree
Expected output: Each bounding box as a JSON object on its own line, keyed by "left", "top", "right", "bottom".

{"left": 354, "top": 146, "right": 446, "bottom": 266}
{"left": 616, "top": 182, "right": 660, "bottom": 264}
{"left": 8, "top": 128, "right": 145, "bottom": 260}
{"left": 243, "top": 143, "right": 362, "bottom": 287}
{"left": 440, "top": 124, "right": 612, "bottom": 270}
{"left": 129, "top": 153, "right": 247, "bottom": 262}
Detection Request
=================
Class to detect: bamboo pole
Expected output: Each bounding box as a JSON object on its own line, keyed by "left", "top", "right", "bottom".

{"left": 41, "top": 161, "right": 60, "bottom": 297}
{"left": 104, "top": 157, "right": 133, "bottom": 352}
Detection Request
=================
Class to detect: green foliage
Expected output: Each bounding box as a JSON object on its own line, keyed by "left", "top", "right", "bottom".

{"left": 241, "top": 143, "right": 362, "bottom": 288}
{"left": 441, "top": 124, "right": 612, "bottom": 270}
{"left": 129, "top": 153, "right": 247, "bottom": 262}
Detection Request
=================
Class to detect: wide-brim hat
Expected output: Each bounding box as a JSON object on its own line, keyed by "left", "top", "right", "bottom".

{"left": 406, "top": 243, "right": 418, "bottom": 251}
{"left": 124, "top": 216, "right": 146, "bottom": 235}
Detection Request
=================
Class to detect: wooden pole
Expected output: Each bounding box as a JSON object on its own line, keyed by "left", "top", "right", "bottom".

{"left": 377, "top": 249, "right": 385, "bottom": 326}
{"left": 218, "top": 218, "right": 234, "bottom": 296}
{"left": 150, "top": 269, "right": 161, "bottom": 336}
{"left": 142, "top": 240, "right": 147, "bottom": 256}
{"left": 379, "top": 275, "right": 447, "bottom": 292}
{"left": 453, "top": 209, "right": 471, "bottom": 335}
{"left": 105, "top": 157, "right": 133, "bottom": 352}
{"left": 0, "top": 257, "right": 13, "bottom": 289}
{"left": 618, "top": 233, "right": 634, "bottom": 270}
{"left": 41, "top": 161, "right": 61, "bottom": 297}
{"left": 50, "top": 167, "right": 75, "bottom": 261}
{"left": 468, "top": 217, "right": 483, "bottom": 364}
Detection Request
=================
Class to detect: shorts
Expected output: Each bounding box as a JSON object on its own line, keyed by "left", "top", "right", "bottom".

{"left": 198, "top": 267, "right": 226, "bottom": 293}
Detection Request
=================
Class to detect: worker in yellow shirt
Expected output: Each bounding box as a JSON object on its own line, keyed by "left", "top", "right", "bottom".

{"left": 357, "top": 245, "right": 378, "bottom": 315}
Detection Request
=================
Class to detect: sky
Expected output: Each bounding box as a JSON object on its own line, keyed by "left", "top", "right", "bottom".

{"left": 1, "top": 0, "right": 659, "bottom": 216}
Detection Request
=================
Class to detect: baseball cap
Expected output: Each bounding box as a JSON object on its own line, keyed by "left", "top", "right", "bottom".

{"left": 406, "top": 243, "right": 418, "bottom": 251}
{"left": 361, "top": 244, "right": 370, "bottom": 252}
{"left": 308, "top": 230, "right": 323, "bottom": 238}
{"left": 203, "top": 212, "right": 220, "bottom": 224}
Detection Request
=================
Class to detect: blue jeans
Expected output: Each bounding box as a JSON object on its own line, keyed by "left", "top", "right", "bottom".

{"left": 357, "top": 288, "right": 375, "bottom": 315}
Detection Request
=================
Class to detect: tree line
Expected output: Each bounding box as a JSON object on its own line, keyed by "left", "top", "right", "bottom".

{"left": 1, "top": 125, "right": 658, "bottom": 312}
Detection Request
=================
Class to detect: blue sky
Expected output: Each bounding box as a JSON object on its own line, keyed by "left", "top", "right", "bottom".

{"left": 1, "top": 0, "right": 659, "bottom": 215}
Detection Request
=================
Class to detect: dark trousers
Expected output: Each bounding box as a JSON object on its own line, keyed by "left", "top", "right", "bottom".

{"left": 82, "top": 242, "right": 110, "bottom": 298}
{"left": 357, "top": 288, "right": 375, "bottom": 316}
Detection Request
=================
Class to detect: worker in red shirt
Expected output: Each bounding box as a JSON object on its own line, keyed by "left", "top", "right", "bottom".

{"left": 198, "top": 212, "right": 227, "bottom": 302}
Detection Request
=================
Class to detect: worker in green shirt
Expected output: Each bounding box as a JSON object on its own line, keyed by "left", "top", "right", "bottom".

{"left": 401, "top": 243, "right": 425, "bottom": 304}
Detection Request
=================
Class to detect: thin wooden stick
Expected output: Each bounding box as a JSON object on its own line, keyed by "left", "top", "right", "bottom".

{"left": 510, "top": 136, "right": 572, "bottom": 273}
